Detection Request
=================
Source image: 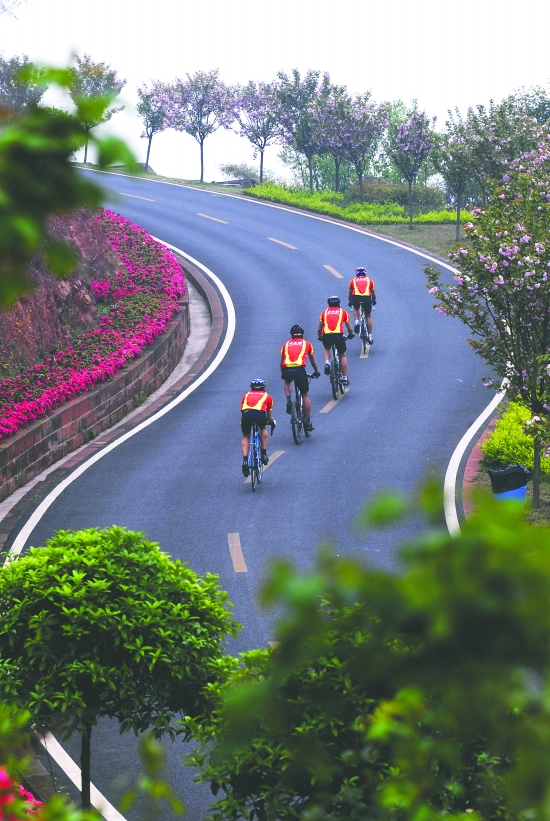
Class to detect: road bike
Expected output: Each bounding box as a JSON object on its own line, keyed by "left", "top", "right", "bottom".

{"left": 358, "top": 304, "right": 370, "bottom": 355}
{"left": 329, "top": 344, "right": 346, "bottom": 401}
{"left": 247, "top": 422, "right": 263, "bottom": 490}
{"left": 290, "top": 373, "right": 316, "bottom": 445}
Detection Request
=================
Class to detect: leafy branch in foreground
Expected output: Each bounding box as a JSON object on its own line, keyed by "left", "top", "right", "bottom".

{"left": 187, "top": 485, "right": 550, "bottom": 821}
{"left": 0, "top": 66, "right": 135, "bottom": 309}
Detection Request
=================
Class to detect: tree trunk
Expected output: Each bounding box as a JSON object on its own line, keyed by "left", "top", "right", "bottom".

{"left": 357, "top": 167, "right": 364, "bottom": 201}
{"left": 145, "top": 133, "right": 153, "bottom": 172}
{"left": 334, "top": 157, "right": 340, "bottom": 193}
{"left": 83, "top": 132, "right": 89, "bottom": 164}
{"left": 308, "top": 156, "right": 313, "bottom": 193}
{"left": 200, "top": 140, "right": 204, "bottom": 183}
{"left": 533, "top": 437, "right": 541, "bottom": 509}
{"left": 260, "top": 149, "right": 264, "bottom": 184}
{"left": 408, "top": 178, "right": 413, "bottom": 230}
{"left": 455, "top": 191, "right": 461, "bottom": 242}
{"left": 80, "top": 721, "right": 92, "bottom": 810}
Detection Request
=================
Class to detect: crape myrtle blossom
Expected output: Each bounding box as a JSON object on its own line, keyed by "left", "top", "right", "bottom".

{"left": 0, "top": 211, "right": 185, "bottom": 439}
{"left": 386, "top": 108, "right": 435, "bottom": 228}
{"left": 425, "top": 139, "right": 550, "bottom": 426}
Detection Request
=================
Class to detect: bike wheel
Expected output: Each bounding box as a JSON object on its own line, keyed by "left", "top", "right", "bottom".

{"left": 250, "top": 432, "right": 257, "bottom": 491}
{"left": 330, "top": 357, "right": 339, "bottom": 400}
{"left": 303, "top": 398, "right": 310, "bottom": 437}
{"left": 339, "top": 368, "right": 345, "bottom": 394}
{"left": 256, "top": 443, "right": 263, "bottom": 484}
{"left": 291, "top": 390, "right": 302, "bottom": 444}
{"left": 362, "top": 331, "right": 368, "bottom": 355}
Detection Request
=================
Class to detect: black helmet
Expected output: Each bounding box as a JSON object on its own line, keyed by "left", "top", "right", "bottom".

{"left": 327, "top": 295, "right": 341, "bottom": 306}
{"left": 290, "top": 324, "right": 304, "bottom": 338}
{"left": 250, "top": 378, "right": 266, "bottom": 391}
{"left": 355, "top": 266, "right": 367, "bottom": 276}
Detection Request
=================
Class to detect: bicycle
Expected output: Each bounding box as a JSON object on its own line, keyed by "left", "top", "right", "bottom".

{"left": 358, "top": 305, "right": 369, "bottom": 355}
{"left": 290, "top": 373, "right": 316, "bottom": 444}
{"left": 247, "top": 421, "right": 275, "bottom": 491}
{"left": 329, "top": 344, "right": 346, "bottom": 401}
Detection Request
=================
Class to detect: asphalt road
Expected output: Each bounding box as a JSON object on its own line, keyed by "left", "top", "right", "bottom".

{"left": 24, "top": 171, "right": 490, "bottom": 819}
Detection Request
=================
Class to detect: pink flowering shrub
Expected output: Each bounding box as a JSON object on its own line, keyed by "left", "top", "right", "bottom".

{"left": 0, "top": 210, "right": 185, "bottom": 439}
{"left": 0, "top": 767, "right": 43, "bottom": 819}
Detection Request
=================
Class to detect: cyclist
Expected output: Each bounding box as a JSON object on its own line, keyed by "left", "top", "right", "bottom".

{"left": 280, "top": 324, "right": 320, "bottom": 431}
{"left": 348, "top": 266, "right": 376, "bottom": 344}
{"left": 240, "top": 379, "right": 275, "bottom": 477}
{"left": 317, "top": 296, "right": 355, "bottom": 386}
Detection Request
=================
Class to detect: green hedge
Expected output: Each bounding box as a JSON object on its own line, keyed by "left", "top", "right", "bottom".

{"left": 347, "top": 180, "right": 445, "bottom": 210}
{"left": 481, "top": 402, "right": 550, "bottom": 474}
{"left": 243, "top": 183, "right": 469, "bottom": 225}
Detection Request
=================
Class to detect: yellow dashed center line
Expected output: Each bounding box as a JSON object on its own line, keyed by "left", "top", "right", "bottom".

{"left": 267, "top": 237, "right": 297, "bottom": 249}
{"left": 227, "top": 533, "right": 247, "bottom": 572}
{"left": 324, "top": 264, "right": 343, "bottom": 278}
{"left": 119, "top": 192, "right": 155, "bottom": 201}
{"left": 244, "top": 450, "right": 285, "bottom": 483}
{"left": 319, "top": 388, "right": 349, "bottom": 413}
{"left": 197, "top": 213, "right": 229, "bottom": 224}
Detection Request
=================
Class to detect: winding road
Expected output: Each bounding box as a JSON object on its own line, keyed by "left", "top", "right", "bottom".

{"left": 15, "top": 171, "right": 491, "bottom": 819}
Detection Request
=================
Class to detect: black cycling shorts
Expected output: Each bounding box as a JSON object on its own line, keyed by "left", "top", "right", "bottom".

{"left": 352, "top": 295, "right": 372, "bottom": 315}
{"left": 241, "top": 409, "right": 268, "bottom": 436}
{"left": 280, "top": 365, "right": 309, "bottom": 395}
{"left": 321, "top": 333, "right": 347, "bottom": 354}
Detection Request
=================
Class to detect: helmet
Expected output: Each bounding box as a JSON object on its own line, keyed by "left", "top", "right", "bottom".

{"left": 290, "top": 324, "right": 304, "bottom": 338}
{"left": 327, "top": 295, "right": 341, "bottom": 306}
{"left": 355, "top": 266, "right": 367, "bottom": 276}
{"left": 250, "top": 378, "right": 266, "bottom": 391}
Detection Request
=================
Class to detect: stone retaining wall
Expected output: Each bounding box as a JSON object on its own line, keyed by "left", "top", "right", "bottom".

{"left": 0, "top": 280, "right": 190, "bottom": 502}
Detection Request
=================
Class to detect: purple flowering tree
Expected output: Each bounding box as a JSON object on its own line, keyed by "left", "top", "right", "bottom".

{"left": 386, "top": 108, "right": 435, "bottom": 229}
{"left": 425, "top": 142, "right": 550, "bottom": 505}
{"left": 433, "top": 115, "right": 475, "bottom": 241}
{"left": 309, "top": 84, "right": 348, "bottom": 193}
{"left": 233, "top": 81, "right": 279, "bottom": 183}
{"left": 164, "top": 70, "right": 233, "bottom": 183}
{"left": 69, "top": 54, "right": 126, "bottom": 164}
{"left": 276, "top": 69, "right": 331, "bottom": 193}
{"left": 322, "top": 91, "right": 388, "bottom": 199}
{"left": 136, "top": 81, "right": 169, "bottom": 172}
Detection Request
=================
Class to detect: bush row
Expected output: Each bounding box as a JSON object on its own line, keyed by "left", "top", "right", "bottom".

{"left": 243, "top": 183, "right": 469, "bottom": 225}
{"left": 347, "top": 181, "right": 445, "bottom": 210}
{"left": 481, "top": 402, "right": 550, "bottom": 474}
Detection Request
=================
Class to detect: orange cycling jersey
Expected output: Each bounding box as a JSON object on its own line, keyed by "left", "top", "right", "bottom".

{"left": 349, "top": 276, "right": 375, "bottom": 296}
{"left": 281, "top": 338, "right": 313, "bottom": 368}
{"left": 241, "top": 390, "right": 273, "bottom": 413}
{"left": 319, "top": 307, "right": 349, "bottom": 335}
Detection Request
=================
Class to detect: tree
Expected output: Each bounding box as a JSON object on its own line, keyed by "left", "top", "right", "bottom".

{"left": 189, "top": 487, "right": 550, "bottom": 821}
{"left": 511, "top": 84, "right": 550, "bottom": 124}
{"left": 323, "top": 91, "right": 388, "bottom": 199}
{"left": 0, "top": 67, "right": 135, "bottom": 309}
{"left": 386, "top": 107, "right": 435, "bottom": 228}
{"left": 233, "top": 81, "right": 280, "bottom": 184}
{"left": 136, "top": 80, "right": 169, "bottom": 172}
{"left": 163, "top": 69, "right": 232, "bottom": 183}
{"left": 433, "top": 114, "right": 475, "bottom": 241}
{"left": 425, "top": 139, "right": 550, "bottom": 506}
{"left": 0, "top": 526, "right": 238, "bottom": 809}
{"left": 69, "top": 54, "right": 126, "bottom": 164}
{"left": 276, "top": 68, "right": 331, "bottom": 193}
{"left": 0, "top": 53, "right": 45, "bottom": 112}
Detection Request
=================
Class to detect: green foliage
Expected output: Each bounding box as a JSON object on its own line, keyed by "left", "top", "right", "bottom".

{"left": 0, "top": 67, "right": 135, "bottom": 309}
{"left": 189, "top": 489, "right": 550, "bottom": 821}
{"left": 0, "top": 525, "right": 238, "bottom": 805}
{"left": 244, "top": 183, "right": 469, "bottom": 224}
{"left": 347, "top": 179, "right": 445, "bottom": 210}
{"left": 481, "top": 402, "right": 550, "bottom": 473}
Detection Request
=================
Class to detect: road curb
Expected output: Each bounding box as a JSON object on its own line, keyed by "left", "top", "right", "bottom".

{"left": 461, "top": 415, "right": 498, "bottom": 518}
{"left": 0, "top": 257, "right": 225, "bottom": 558}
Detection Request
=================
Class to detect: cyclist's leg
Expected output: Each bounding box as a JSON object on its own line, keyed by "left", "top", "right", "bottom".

{"left": 322, "top": 336, "right": 331, "bottom": 373}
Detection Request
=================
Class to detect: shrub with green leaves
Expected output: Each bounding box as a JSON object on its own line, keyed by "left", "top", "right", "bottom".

{"left": 481, "top": 401, "right": 550, "bottom": 473}
{"left": 347, "top": 179, "right": 445, "bottom": 210}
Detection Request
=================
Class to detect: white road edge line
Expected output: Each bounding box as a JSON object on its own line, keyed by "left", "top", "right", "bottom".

{"left": 35, "top": 730, "right": 125, "bottom": 821}
{"left": 81, "top": 168, "right": 503, "bottom": 536}
{"left": 8, "top": 243, "right": 235, "bottom": 559}
{"left": 444, "top": 388, "right": 505, "bottom": 536}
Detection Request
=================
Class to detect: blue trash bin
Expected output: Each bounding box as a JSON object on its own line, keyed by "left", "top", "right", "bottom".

{"left": 488, "top": 464, "right": 531, "bottom": 503}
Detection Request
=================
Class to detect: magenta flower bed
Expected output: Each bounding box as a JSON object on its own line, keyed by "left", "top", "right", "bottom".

{"left": 0, "top": 210, "right": 185, "bottom": 439}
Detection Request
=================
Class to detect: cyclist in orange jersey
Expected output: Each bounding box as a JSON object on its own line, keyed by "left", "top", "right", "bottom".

{"left": 317, "top": 296, "right": 355, "bottom": 385}
{"left": 348, "top": 266, "right": 376, "bottom": 344}
{"left": 240, "top": 379, "right": 276, "bottom": 477}
{"left": 280, "top": 324, "right": 320, "bottom": 431}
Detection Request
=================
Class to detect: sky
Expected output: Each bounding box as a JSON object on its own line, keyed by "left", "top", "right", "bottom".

{"left": 2, "top": 0, "right": 549, "bottom": 181}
